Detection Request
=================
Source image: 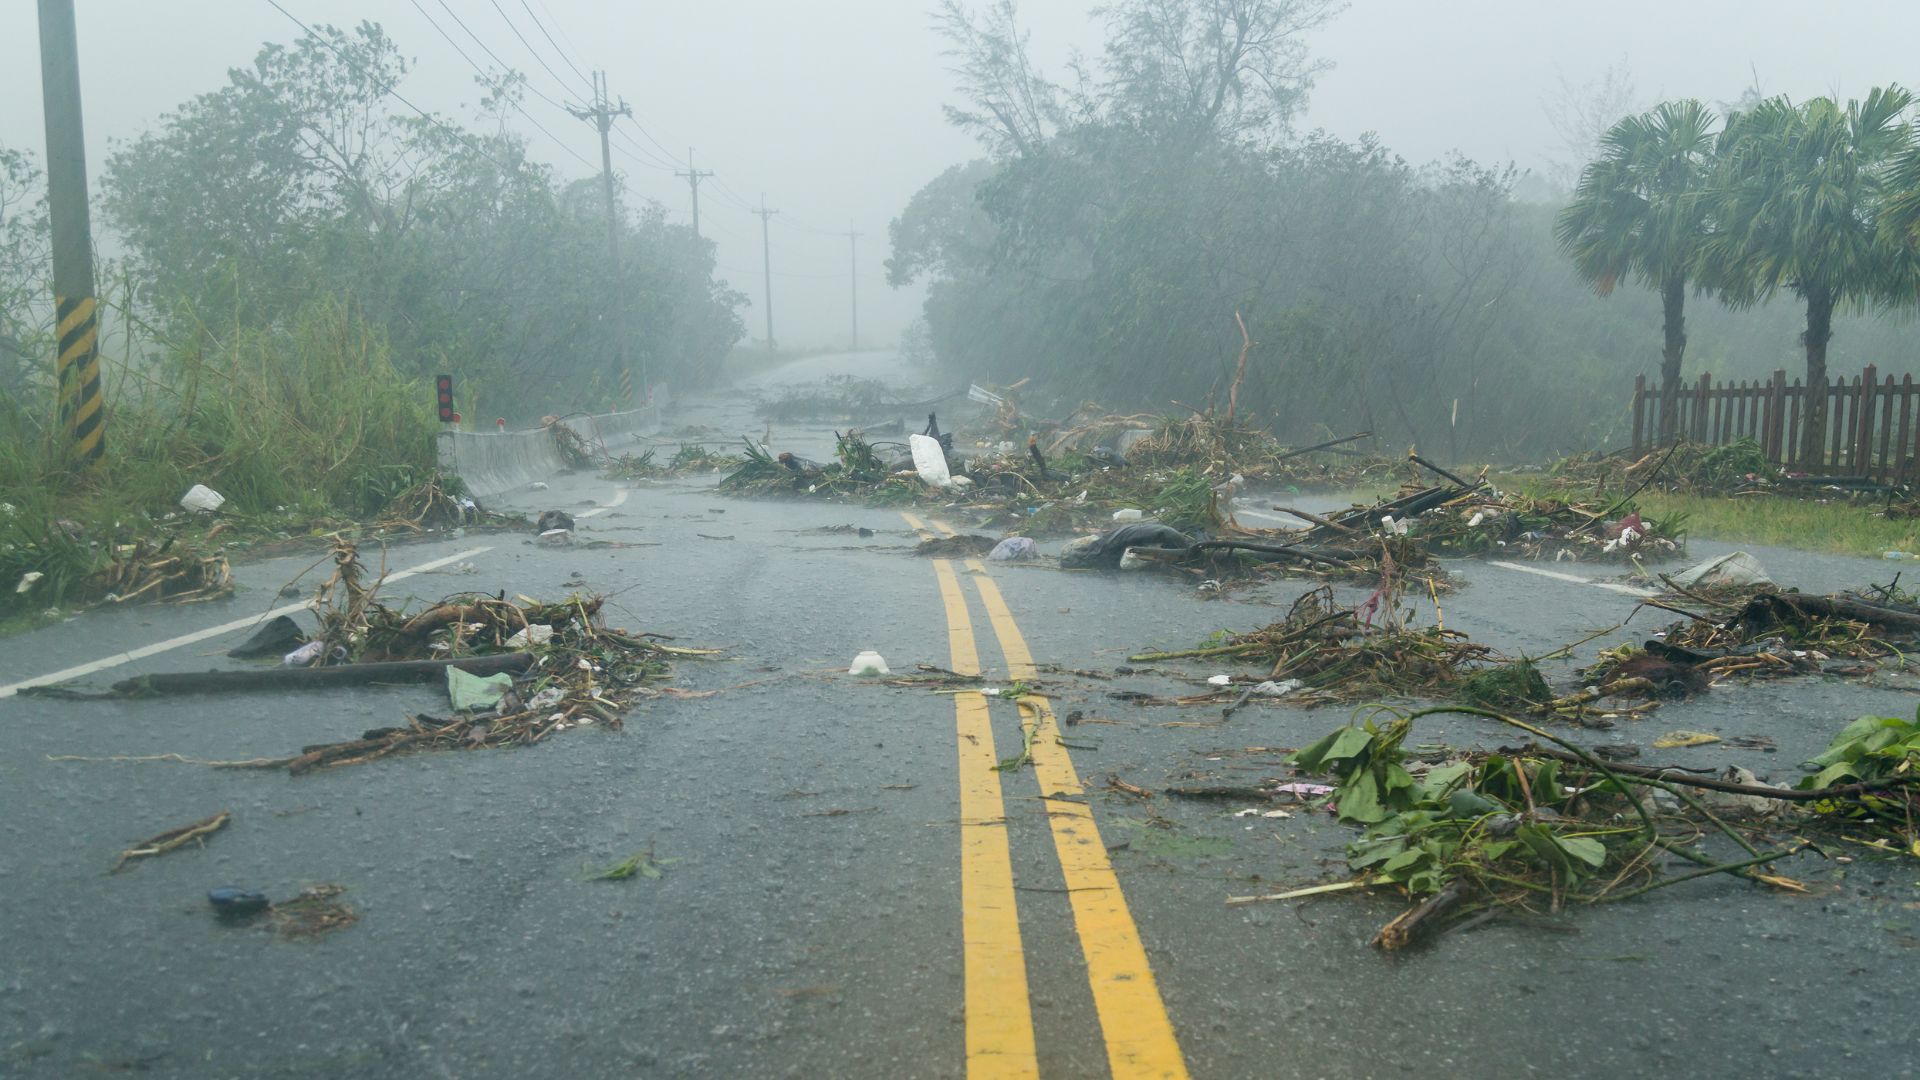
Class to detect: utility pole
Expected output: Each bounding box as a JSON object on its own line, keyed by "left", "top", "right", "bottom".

{"left": 37, "top": 0, "right": 104, "bottom": 466}
{"left": 753, "top": 195, "right": 778, "bottom": 351}
{"left": 844, "top": 223, "right": 863, "bottom": 351}
{"left": 567, "top": 72, "right": 638, "bottom": 401}
{"left": 674, "top": 148, "right": 712, "bottom": 243}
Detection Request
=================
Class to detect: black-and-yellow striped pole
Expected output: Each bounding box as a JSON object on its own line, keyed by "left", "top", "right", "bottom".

{"left": 39, "top": 0, "right": 105, "bottom": 466}
{"left": 619, "top": 366, "right": 633, "bottom": 404}
{"left": 56, "top": 296, "right": 103, "bottom": 462}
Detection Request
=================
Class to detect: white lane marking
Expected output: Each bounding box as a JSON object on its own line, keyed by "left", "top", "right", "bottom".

{"left": 0, "top": 546, "right": 493, "bottom": 700}
{"left": 1486, "top": 559, "right": 1656, "bottom": 597}
{"left": 575, "top": 486, "right": 630, "bottom": 519}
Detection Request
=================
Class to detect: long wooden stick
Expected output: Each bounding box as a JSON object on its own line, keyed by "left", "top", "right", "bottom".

{"left": 1226, "top": 310, "right": 1252, "bottom": 428}
{"left": 111, "top": 653, "right": 534, "bottom": 696}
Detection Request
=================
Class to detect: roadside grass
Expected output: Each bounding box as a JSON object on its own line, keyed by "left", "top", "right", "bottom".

{"left": 1629, "top": 491, "right": 1918, "bottom": 558}
{"left": 1, "top": 297, "right": 437, "bottom": 621}
{"left": 1498, "top": 473, "right": 1917, "bottom": 559}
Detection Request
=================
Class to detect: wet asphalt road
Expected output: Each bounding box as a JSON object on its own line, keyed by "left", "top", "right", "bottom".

{"left": 3, "top": 351, "right": 1917, "bottom": 1079}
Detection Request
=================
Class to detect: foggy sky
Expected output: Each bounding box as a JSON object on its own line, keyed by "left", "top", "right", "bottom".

{"left": 4, "top": 1, "right": 1918, "bottom": 349}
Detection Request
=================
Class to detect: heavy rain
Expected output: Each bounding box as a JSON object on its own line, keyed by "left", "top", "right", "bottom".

{"left": 5, "top": 2, "right": 1920, "bottom": 1077}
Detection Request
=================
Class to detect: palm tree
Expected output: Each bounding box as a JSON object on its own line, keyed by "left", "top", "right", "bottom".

{"left": 1703, "top": 87, "right": 1920, "bottom": 461}
{"left": 1883, "top": 126, "right": 1920, "bottom": 251}
{"left": 1555, "top": 100, "right": 1718, "bottom": 445}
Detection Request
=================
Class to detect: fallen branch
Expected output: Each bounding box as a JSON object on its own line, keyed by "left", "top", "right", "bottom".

{"left": 1371, "top": 878, "right": 1476, "bottom": 950}
{"left": 111, "top": 811, "right": 230, "bottom": 873}
{"left": 1511, "top": 742, "right": 1919, "bottom": 803}
{"left": 110, "top": 653, "right": 534, "bottom": 696}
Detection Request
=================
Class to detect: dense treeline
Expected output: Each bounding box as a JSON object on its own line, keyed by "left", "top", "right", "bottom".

{"left": 891, "top": 0, "right": 1920, "bottom": 459}
{"left": 1, "top": 22, "right": 742, "bottom": 443}
{"left": 0, "top": 21, "right": 745, "bottom": 527}
{"left": 100, "top": 23, "right": 744, "bottom": 418}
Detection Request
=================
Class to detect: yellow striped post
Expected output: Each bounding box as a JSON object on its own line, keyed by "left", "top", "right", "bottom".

{"left": 56, "top": 294, "right": 103, "bottom": 464}
{"left": 40, "top": 0, "right": 105, "bottom": 467}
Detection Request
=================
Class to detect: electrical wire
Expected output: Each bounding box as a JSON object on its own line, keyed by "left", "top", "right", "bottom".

{"left": 263, "top": 0, "right": 505, "bottom": 168}
{"left": 429, "top": 0, "right": 573, "bottom": 111}
{"left": 518, "top": 0, "right": 596, "bottom": 92}
{"left": 486, "top": 0, "right": 592, "bottom": 99}
{"left": 401, "top": 0, "right": 598, "bottom": 171}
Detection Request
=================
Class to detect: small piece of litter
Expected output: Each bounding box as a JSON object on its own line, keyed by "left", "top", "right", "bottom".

{"left": 988, "top": 536, "right": 1038, "bottom": 561}
{"left": 180, "top": 484, "right": 226, "bottom": 513}
{"left": 849, "top": 651, "right": 890, "bottom": 676}
{"left": 1206, "top": 674, "right": 1233, "bottom": 686}
{"left": 282, "top": 640, "right": 324, "bottom": 667}
{"left": 1652, "top": 730, "right": 1722, "bottom": 749}
{"left": 1270, "top": 782, "right": 1335, "bottom": 798}
{"left": 505, "top": 624, "right": 555, "bottom": 648}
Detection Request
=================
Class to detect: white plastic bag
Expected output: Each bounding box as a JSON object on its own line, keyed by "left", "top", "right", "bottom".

{"left": 180, "top": 484, "right": 225, "bottom": 513}
{"left": 908, "top": 434, "right": 952, "bottom": 488}
{"left": 849, "top": 650, "right": 890, "bottom": 676}
{"left": 1671, "top": 551, "right": 1771, "bottom": 589}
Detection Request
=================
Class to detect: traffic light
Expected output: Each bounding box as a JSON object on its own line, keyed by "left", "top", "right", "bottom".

{"left": 435, "top": 374, "right": 455, "bottom": 423}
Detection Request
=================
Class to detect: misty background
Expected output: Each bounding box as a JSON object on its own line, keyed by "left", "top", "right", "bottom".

{"left": 3, "top": 0, "right": 1915, "bottom": 350}
{"left": 4, "top": 1, "right": 1920, "bottom": 460}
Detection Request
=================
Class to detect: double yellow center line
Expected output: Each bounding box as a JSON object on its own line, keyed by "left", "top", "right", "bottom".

{"left": 904, "top": 513, "right": 1189, "bottom": 1080}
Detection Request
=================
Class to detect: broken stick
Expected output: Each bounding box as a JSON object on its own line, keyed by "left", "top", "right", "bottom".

{"left": 110, "top": 653, "right": 534, "bottom": 696}
{"left": 111, "top": 810, "right": 230, "bottom": 873}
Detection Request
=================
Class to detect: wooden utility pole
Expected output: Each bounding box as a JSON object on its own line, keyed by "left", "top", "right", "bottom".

{"left": 753, "top": 195, "right": 778, "bottom": 351}
{"left": 844, "top": 224, "right": 863, "bottom": 351}
{"left": 675, "top": 148, "right": 713, "bottom": 243}
{"left": 38, "top": 0, "right": 103, "bottom": 465}
{"left": 567, "top": 72, "right": 638, "bottom": 401}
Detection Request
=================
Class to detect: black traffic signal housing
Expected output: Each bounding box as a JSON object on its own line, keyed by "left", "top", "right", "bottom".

{"left": 436, "top": 374, "right": 455, "bottom": 423}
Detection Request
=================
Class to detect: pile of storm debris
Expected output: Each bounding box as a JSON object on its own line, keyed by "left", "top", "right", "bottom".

{"left": 1077, "top": 542, "right": 1920, "bottom": 948}
{"left": 724, "top": 405, "right": 1681, "bottom": 588}
{"left": 1207, "top": 703, "right": 1920, "bottom": 950}
{"left": 31, "top": 539, "right": 718, "bottom": 774}
{"left": 1587, "top": 581, "right": 1920, "bottom": 697}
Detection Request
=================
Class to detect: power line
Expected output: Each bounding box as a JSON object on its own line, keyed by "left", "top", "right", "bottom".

{"left": 609, "top": 123, "right": 679, "bottom": 172}
{"left": 428, "top": 0, "right": 571, "bottom": 112}
{"left": 401, "top": 0, "right": 597, "bottom": 172}
{"left": 263, "top": 0, "right": 504, "bottom": 169}
{"left": 518, "top": 0, "right": 595, "bottom": 92}
{"left": 617, "top": 113, "right": 687, "bottom": 171}
{"left": 486, "top": 0, "right": 590, "bottom": 99}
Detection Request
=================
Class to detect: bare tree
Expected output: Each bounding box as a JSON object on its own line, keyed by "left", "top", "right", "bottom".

{"left": 1541, "top": 58, "right": 1642, "bottom": 194}
{"left": 1098, "top": 0, "right": 1343, "bottom": 144}
{"left": 933, "top": 0, "right": 1064, "bottom": 157}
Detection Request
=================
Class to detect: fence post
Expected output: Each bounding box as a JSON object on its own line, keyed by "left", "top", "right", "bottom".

{"left": 1693, "top": 372, "right": 1712, "bottom": 442}
{"left": 1855, "top": 364, "right": 1878, "bottom": 474}
{"left": 1765, "top": 369, "right": 1786, "bottom": 462}
{"left": 1631, "top": 375, "right": 1646, "bottom": 453}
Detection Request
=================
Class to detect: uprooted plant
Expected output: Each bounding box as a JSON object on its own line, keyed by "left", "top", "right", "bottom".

{"left": 1263, "top": 703, "right": 1920, "bottom": 949}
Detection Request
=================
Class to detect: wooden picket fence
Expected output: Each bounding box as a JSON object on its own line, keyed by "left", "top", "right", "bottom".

{"left": 1631, "top": 364, "right": 1920, "bottom": 481}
